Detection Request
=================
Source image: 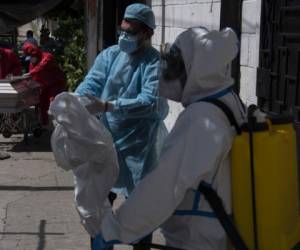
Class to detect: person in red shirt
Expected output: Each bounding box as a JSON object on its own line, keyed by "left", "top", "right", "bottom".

{"left": 22, "top": 42, "right": 67, "bottom": 126}
{"left": 0, "top": 48, "right": 22, "bottom": 79}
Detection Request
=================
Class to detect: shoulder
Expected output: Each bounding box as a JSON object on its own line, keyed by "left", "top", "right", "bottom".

{"left": 100, "top": 45, "right": 121, "bottom": 57}
{"left": 147, "top": 46, "right": 160, "bottom": 58}
{"left": 94, "top": 45, "right": 121, "bottom": 63}
{"left": 138, "top": 47, "right": 160, "bottom": 73}
{"left": 179, "top": 102, "right": 234, "bottom": 133}
{"left": 42, "top": 52, "right": 54, "bottom": 60}
{"left": 143, "top": 46, "right": 160, "bottom": 64}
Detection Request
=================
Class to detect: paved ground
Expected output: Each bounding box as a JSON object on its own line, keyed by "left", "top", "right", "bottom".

{"left": 0, "top": 132, "right": 90, "bottom": 250}
{"left": 0, "top": 132, "right": 164, "bottom": 250}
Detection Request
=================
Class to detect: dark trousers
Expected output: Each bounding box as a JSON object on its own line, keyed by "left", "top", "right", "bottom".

{"left": 132, "top": 234, "right": 152, "bottom": 250}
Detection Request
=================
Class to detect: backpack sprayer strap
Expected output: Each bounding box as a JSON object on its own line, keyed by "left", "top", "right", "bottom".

{"left": 198, "top": 181, "right": 247, "bottom": 250}
{"left": 197, "top": 99, "right": 247, "bottom": 249}
{"left": 204, "top": 99, "right": 242, "bottom": 135}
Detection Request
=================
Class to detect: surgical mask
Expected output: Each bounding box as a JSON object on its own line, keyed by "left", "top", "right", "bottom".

{"left": 118, "top": 31, "right": 141, "bottom": 54}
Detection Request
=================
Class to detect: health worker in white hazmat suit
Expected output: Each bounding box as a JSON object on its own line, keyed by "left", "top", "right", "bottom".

{"left": 93, "top": 27, "right": 246, "bottom": 250}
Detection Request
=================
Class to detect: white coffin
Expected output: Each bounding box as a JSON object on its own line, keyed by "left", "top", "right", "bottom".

{"left": 0, "top": 76, "right": 40, "bottom": 112}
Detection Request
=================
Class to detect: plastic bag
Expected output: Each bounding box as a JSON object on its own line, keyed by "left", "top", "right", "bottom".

{"left": 49, "top": 92, "right": 119, "bottom": 237}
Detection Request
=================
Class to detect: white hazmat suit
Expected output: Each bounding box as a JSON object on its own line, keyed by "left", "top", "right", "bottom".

{"left": 99, "top": 27, "right": 246, "bottom": 250}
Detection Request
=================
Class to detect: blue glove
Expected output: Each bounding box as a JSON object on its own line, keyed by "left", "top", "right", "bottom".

{"left": 92, "top": 234, "right": 120, "bottom": 250}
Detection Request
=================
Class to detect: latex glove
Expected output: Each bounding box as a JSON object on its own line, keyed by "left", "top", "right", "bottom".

{"left": 92, "top": 234, "right": 118, "bottom": 250}
{"left": 85, "top": 95, "right": 107, "bottom": 114}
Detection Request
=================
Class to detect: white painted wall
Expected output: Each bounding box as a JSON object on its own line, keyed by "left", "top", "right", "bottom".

{"left": 18, "top": 19, "right": 43, "bottom": 43}
{"left": 239, "top": 0, "right": 262, "bottom": 105}
{"left": 151, "top": 0, "right": 221, "bottom": 130}
{"left": 151, "top": 0, "right": 262, "bottom": 130}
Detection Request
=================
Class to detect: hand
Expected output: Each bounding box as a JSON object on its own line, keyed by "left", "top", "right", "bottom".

{"left": 85, "top": 95, "right": 108, "bottom": 114}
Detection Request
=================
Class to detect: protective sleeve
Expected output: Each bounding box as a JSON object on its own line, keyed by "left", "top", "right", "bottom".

{"left": 101, "top": 105, "right": 231, "bottom": 243}
{"left": 114, "top": 58, "right": 161, "bottom": 117}
{"left": 75, "top": 48, "right": 114, "bottom": 97}
{"left": 29, "top": 53, "right": 54, "bottom": 75}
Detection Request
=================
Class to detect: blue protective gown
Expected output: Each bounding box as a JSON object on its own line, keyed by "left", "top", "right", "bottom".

{"left": 75, "top": 45, "right": 169, "bottom": 196}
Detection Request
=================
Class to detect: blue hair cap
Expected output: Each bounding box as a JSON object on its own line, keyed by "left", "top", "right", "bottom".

{"left": 124, "top": 3, "right": 156, "bottom": 30}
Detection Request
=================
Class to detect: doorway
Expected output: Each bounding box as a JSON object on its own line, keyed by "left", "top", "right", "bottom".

{"left": 102, "top": 0, "right": 148, "bottom": 48}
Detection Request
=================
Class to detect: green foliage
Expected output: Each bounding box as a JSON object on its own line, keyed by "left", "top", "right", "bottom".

{"left": 44, "top": 0, "right": 86, "bottom": 92}
{"left": 53, "top": 15, "right": 86, "bottom": 91}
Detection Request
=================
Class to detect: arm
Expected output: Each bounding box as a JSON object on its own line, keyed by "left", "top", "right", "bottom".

{"left": 113, "top": 58, "right": 161, "bottom": 118}
{"left": 75, "top": 48, "right": 115, "bottom": 97}
{"left": 29, "top": 53, "right": 54, "bottom": 75}
{"left": 101, "top": 107, "right": 230, "bottom": 243}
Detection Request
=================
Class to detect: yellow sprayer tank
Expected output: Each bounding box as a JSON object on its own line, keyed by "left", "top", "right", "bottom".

{"left": 231, "top": 116, "right": 300, "bottom": 250}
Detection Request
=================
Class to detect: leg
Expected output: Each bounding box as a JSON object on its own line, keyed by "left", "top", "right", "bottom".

{"left": 91, "top": 192, "right": 117, "bottom": 250}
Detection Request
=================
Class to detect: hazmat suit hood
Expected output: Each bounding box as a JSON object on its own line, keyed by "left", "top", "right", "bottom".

{"left": 22, "top": 42, "right": 43, "bottom": 59}
{"left": 170, "top": 27, "right": 239, "bottom": 106}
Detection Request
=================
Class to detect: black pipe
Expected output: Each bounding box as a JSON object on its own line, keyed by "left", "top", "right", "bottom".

{"left": 220, "top": 0, "right": 243, "bottom": 94}
{"left": 248, "top": 105, "right": 259, "bottom": 250}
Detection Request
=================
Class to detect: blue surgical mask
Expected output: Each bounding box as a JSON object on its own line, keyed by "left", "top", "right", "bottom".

{"left": 118, "top": 32, "right": 140, "bottom": 54}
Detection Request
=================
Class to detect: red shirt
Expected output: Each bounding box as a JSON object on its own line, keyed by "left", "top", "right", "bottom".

{"left": 0, "top": 48, "right": 22, "bottom": 79}
{"left": 23, "top": 42, "right": 67, "bottom": 125}
{"left": 29, "top": 51, "right": 66, "bottom": 94}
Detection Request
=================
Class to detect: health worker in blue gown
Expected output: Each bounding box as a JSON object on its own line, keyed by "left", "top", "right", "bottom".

{"left": 75, "top": 3, "right": 169, "bottom": 197}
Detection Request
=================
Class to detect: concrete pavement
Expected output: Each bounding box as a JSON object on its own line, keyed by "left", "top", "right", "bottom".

{"left": 0, "top": 132, "right": 164, "bottom": 250}
{"left": 0, "top": 132, "right": 90, "bottom": 250}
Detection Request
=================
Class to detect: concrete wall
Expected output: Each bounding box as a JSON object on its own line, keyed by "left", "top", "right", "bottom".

{"left": 239, "top": 0, "right": 262, "bottom": 105}
{"left": 151, "top": 0, "right": 221, "bottom": 130}
{"left": 18, "top": 19, "right": 44, "bottom": 43}
{"left": 151, "top": 0, "right": 262, "bottom": 130}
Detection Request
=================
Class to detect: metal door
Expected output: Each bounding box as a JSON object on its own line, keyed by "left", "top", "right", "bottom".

{"left": 257, "top": 0, "right": 300, "bottom": 119}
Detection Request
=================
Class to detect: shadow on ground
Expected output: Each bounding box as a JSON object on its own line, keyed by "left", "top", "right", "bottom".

{"left": 1, "top": 130, "right": 52, "bottom": 153}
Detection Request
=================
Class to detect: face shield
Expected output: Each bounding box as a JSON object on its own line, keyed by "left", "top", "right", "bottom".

{"left": 159, "top": 43, "right": 187, "bottom": 102}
